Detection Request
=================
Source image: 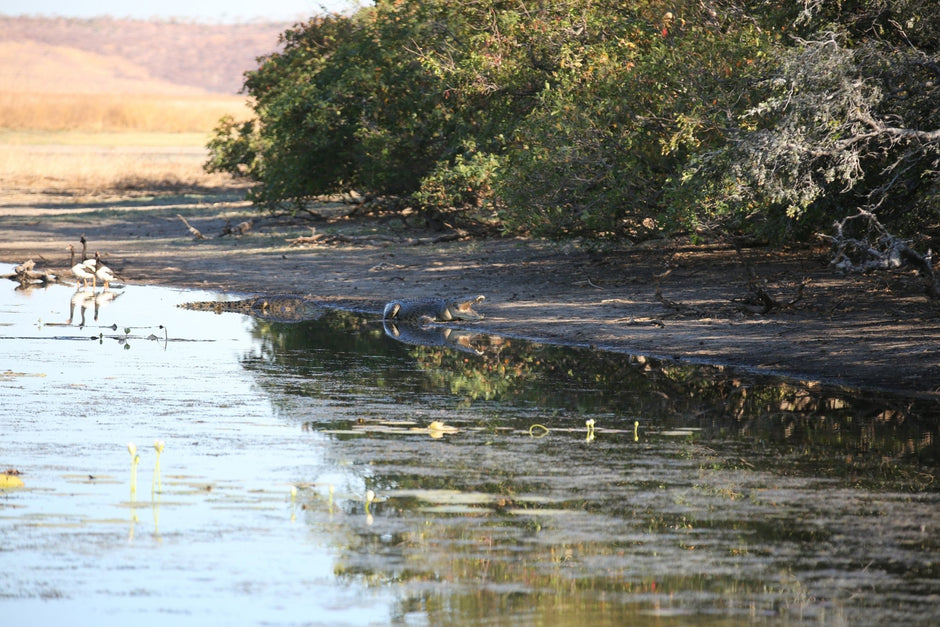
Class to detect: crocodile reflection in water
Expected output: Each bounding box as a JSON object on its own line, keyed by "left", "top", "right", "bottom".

{"left": 179, "top": 295, "right": 325, "bottom": 323}
{"left": 382, "top": 319, "right": 487, "bottom": 355}
{"left": 179, "top": 294, "right": 489, "bottom": 354}
{"left": 382, "top": 295, "right": 488, "bottom": 354}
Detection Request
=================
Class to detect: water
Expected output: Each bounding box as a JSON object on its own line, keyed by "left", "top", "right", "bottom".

{"left": 1, "top": 273, "right": 938, "bottom": 626}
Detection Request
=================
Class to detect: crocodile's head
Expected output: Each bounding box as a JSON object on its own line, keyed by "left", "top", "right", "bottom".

{"left": 442, "top": 295, "right": 485, "bottom": 321}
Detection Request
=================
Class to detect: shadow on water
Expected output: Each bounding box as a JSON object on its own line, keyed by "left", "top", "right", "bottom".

{"left": 2, "top": 277, "right": 939, "bottom": 625}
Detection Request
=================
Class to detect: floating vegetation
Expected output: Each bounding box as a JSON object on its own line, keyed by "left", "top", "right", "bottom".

{"left": 1, "top": 472, "right": 25, "bottom": 490}
{"left": 660, "top": 428, "right": 703, "bottom": 437}
{"left": 0, "top": 370, "right": 46, "bottom": 380}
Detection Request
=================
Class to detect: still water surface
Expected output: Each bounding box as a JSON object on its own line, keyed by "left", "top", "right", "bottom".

{"left": 1, "top": 274, "right": 938, "bottom": 625}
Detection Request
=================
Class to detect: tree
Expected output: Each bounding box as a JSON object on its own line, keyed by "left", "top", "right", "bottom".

{"left": 668, "top": 2, "right": 939, "bottom": 241}
{"left": 207, "top": 5, "right": 465, "bottom": 207}
{"left": 206, "top": 0, "right": 938, "bottom": 248}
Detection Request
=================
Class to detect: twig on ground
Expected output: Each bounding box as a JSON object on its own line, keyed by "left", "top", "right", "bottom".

{"left": 177, "top": 214, "right": 205, "bottom": 240}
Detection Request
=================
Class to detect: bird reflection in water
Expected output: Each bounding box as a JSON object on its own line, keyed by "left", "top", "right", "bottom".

{"left": 65, "top": 242, "right": 125, "bottom": 326}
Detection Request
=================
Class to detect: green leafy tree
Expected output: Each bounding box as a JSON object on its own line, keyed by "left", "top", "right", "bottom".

{"left": 207, "top": 6, "right": 458, "bottom": 207}
{"left": 206, "top": 0, "right": 937, "bottom": 245}
{"left": 494, "top": 2, "right": 770, "bottom": 238}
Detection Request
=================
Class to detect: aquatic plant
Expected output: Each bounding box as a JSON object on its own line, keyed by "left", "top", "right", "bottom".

{"left": 127, "top": 442, "right": 140, "bottom": 499}
{"left": 152, "top": 439, "right": 165, "bottom": 495}
{"left": 0, "top": 472, "right": 25, "bottom": 490}
{"left": 528, "top": 424, "right": 549, "bottom": 438}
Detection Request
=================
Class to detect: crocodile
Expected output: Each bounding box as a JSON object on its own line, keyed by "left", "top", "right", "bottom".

{"left": 179, "top": 295, "right": 324, "bottom": 323}
{"left": 382, "top": 295, "right": 485, "bottom": 323}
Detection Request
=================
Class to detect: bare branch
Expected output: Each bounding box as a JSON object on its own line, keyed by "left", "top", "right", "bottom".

{"left": 818, "top": 209, "right": 938, "bottom": 297}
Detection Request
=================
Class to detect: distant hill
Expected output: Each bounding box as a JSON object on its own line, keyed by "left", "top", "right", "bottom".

{"left": 0, "top": 16, "right": 295, "bottom": 94}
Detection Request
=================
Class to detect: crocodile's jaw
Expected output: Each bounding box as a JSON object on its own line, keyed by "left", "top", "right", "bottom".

{"left": 446, "top": 297, "right": 485, "bottom": 321}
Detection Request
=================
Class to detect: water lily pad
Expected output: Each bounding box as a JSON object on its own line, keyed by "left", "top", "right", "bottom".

{"left": 418, "top": 504, "right": 490, "bottom": 515}
{"left": 0, "top": 474, "right": 25, "bottom": 489}
{"left": 505, "top": 508, "right": 573, "bottom": 517}
{"left": 387, "top": 488, "right": 497, "bottom": 505}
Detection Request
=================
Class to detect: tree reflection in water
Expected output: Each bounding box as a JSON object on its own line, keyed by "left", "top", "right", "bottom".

{"left": 239, "top": 309, "right": 939, "bottom": 625}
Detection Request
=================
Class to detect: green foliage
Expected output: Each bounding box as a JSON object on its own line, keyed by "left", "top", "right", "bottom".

{"left": 497, "top": 4, "right": 769, "bottom": 238}
{"left": 412, "top": 142, "right": 502, "bottom": 223}
{"left": 207, "top": 0, "right": 939, "bottom": 242}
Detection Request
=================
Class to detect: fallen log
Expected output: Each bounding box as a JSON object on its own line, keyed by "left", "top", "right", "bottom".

{"left": 286, "top": 227, "right": 466, "bottom": 247}
{"left": 3, "top": 259, "right": 62, "bottom": 286}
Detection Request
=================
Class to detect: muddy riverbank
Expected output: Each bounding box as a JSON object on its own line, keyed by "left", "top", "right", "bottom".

{"left": 2, "top": 187, "right": 938, "bottom": 398}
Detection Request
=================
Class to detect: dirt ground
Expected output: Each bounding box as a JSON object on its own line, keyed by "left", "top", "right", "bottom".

{"left": 2, "top": 187, "right": 939, "bottom": 398}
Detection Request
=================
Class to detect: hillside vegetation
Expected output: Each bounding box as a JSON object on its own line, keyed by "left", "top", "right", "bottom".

{"left": 206, "top": 0, "right": 939, "bottom": 247}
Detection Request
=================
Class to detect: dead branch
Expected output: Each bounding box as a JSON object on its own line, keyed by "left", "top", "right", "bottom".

{"left": 220, "top": 219, "right": 253, "bottom": 237}
{"left": 731, "top": 242, "right": 808, "bottom": 314}
{"left": 177, "top": 214, "right": 205, "bottom": 240}
{"left": 818, "top": 209, "right": 938, "bottom": 297}
{"left": 653, "top": 281, "right": 708, "bottom": 317}
{"left": 3, "top": 259, "right": 63, "bottom": 286}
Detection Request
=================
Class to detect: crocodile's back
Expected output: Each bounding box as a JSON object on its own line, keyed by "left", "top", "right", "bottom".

{"left": 383, "top": 295, "right": 485, "bottom": 322}
{"left": 383, "top": 298, "right": 447, "bottom": 321}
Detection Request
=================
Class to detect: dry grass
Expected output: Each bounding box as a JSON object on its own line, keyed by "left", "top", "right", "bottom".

{"left": 0, "top": 91, "right": 253, "bottom": 196}
{"left": 0, "top": 131, "right": 241, "bottom": 196}
{"left": 0, "top": 92, "right": 251, "bottom": 133}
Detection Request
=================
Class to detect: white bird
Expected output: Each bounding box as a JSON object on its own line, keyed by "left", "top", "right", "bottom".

{"left": 69, "top": 258, "right": 96, "bottom": 290}
{"left": 93, "top": 260, "right": 117, "bottom": 290}
{"left": 67, "top": 244, "right": 95, "bottom": 289}
{"left": 90, "top": 251, "right": 122, "bottom": 290}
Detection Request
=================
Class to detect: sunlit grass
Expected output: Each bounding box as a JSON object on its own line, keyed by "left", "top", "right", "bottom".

{"left": 0, "top": 91, "right": 253, "bottom": 195}
{"left": 0, "top": 129, "right": 213, "bottom": 146}
{"left": 0, "top": 130, "right": 241, "bottom": 195}
{"left": 0, "top": 91, "right": 251, "bottom": 133}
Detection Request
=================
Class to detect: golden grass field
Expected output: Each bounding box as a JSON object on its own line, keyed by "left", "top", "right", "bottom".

{"left": 0, "top": 92, "right": 251, "bottom": 133}
{"left": 0, "top": 92, "right": 251, "bottom": 195}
